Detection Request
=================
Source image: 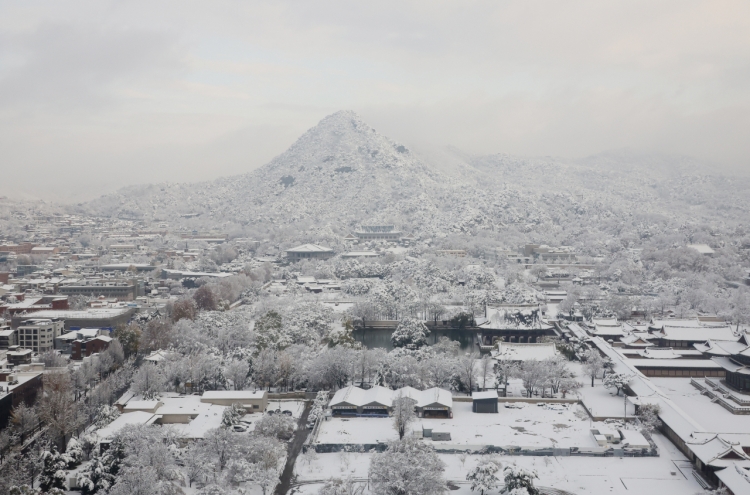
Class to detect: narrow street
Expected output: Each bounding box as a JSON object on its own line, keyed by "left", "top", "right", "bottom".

{"left": 275, "top": 401, "right": 312, "bottom": 495}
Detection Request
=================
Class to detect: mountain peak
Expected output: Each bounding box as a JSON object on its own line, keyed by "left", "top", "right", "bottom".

{"left": 301, "top": 110, "right": 374, "bottom": 139}
{"left": 265, "top": 110, "right": 420, "bottom": 176}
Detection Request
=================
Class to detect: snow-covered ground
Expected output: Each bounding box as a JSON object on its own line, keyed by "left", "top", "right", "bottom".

{"left": 317, "top": 401, "right": 602, "bottom": 449}
{"left": 570, "top": 363, "right": 637, "bottom": 419}
{"left": 293, "top": 433, "right": 704, "bottom": 495}
{"left": 267, "top": 399, "right": 307, "bottom": 419}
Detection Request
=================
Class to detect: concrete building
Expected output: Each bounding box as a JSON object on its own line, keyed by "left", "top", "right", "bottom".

{"left": 16, "top": 318, "right": 64, "bottom": 353}
{"left": 0, "top": 327, "right": 16, "bottom": 349}
{"left": 11, "top": 308, "right": 136, "bottom": 331}
{"left": 0, "top": 371, "right": 43, "bottom": 428}
{"left": 59, "top": 280, "right": 143, "bottom": 301}
{"left": 6, "top": 347, "right": 33, "bottom": 366}
{"left": 200, "top": 390, "right": 268, "bottom": 413}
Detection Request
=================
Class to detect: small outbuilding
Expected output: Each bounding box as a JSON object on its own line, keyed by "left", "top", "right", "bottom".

{"left": 472, "top": 390, "right": 498, "bottom": 413}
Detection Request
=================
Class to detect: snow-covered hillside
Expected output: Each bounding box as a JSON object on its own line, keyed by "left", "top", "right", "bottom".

{"left": 76, "top": 110, "right": 750, "bottom": 247}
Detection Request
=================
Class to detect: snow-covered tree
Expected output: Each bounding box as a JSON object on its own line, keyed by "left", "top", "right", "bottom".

{"left": 254, "top": 311, "right": 284, "bottom": 350}
{"left": 318, "top": 477, "right": 365, "bottom": 495}
{"left": 77, "top": 451, "right": 119, "bottom": 495}
{"left": 94, "top": 405, "right": 120, "bottom": 428}
{"left": 39, "top": 447, "right": 70, "bottom": 492}
{"left": 65, "top": 437, "right": 84, "bottom": 467}
{"left": 494, "top": 360, "right": 518, "bottom": 397}
{"left": 516, "top": 360, "right": 546, "bottom": 398}
{"left": 246, "top": 464, "right": 279, "bottom": 495}
{"left": 636, "top": 403, "right": 662, "bottom": 433}
{"left": 603, "top": 372, "right": 632, "bottom": 396}
{"left": 392, "top": 395, "right": 417, "bottom": 440}
{"left": 466, "top": 459, "right": 501, "bottom": 495}
{"left": 502, "top": 465, "right": 539, "bottom": 495}
{"left": 308, "top": 391, "right": 330, "bottom": 424}
{"left": 221, "top": 403, "right": 247, "bottom": 427}
{"left": 391, "top": 317, "right": 429, "bottom": 348}
{"left": 181, "top": 443, "right": 207, "bottom": 488}
{"left": 224, "top": 359, "right": 250, "bottom": 390}
{"left": 369, "top": 438, "right": 446, "bottom": 495}
{"left": 253, "top": 348, "right": 279, "bottom": 390}
{"left": 131, "top": 363, "right": 167, "bottom": 399}
{"left": 255, "top": 413, "right": 296, "bottom": 441}
{"left": 423, "top": 355, "right": 457, "bottom": 389}
{"left": 558, "top": 376, "right": 582, "bottom": 398}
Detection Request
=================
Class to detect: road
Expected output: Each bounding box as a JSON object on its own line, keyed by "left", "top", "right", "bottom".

{"left": 275, "top": 400, "right": 312, "bottom": 495}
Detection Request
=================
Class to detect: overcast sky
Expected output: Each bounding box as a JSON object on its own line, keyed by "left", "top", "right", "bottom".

{"left": 1, "top": 1, "right": 749, "bottom": 201}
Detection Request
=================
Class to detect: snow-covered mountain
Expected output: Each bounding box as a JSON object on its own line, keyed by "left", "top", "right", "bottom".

{"left": 78, "top": 110, "right": 750, "bottom": 247}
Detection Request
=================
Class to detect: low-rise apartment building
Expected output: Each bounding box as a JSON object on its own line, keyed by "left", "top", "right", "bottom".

{"left": 16, "top": 318, "right": 65, "bottom": 353}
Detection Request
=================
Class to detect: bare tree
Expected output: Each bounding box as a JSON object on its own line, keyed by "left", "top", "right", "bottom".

{"left": 354, "top": 348, "right": 386, "bottom": 387}
{"left": 478, "top": 356, "right": 494, "bottom": 390}
{"left": 171, "top": 298, "right": 197, "bottom": 322}
{"left": 582, "top": 350, "right": 604, "bottom": 387}
{"left": 182, "top": 443, "right": 206, "bottom": 488}
{"left": 392, "top": 395, "right": 417, "bottom": 440}
{"left": 194, "top": 285, "right": 218, "bottom": 311}
{"left": 38, "top": 371, "right": 82, "bottom": 452}
{"left": 140, "top": 318, "right": 175, "bottom": 352}
{"left": 456, "top": 352, "right": 479, "bottom": 393}
{"left": 10, "top": 402, "right": 39, "bottom": 444}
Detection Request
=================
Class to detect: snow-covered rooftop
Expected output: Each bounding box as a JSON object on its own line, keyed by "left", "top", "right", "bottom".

{"left": 493, "top": 342, "right": 558, "bottom": 362}
{"left": 285, "top": 244, "right": 333, "bottom": 253}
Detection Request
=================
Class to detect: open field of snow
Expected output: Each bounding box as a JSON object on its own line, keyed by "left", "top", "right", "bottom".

{"left": 569, "top": 363, "right": 638, "bottom": 419}
{"left": 293, "top": 433, "right": 704, "bottom": 495}
{"left": 316, "top": 401, "right": 603, "bottom": 449}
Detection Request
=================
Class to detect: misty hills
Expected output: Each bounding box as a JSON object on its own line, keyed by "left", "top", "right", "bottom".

{"left": 80, "top": 111, "right": 750, "bottom": 246}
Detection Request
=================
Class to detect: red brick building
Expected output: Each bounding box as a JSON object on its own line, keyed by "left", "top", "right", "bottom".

{"left": 72, "top": 335, "right": 112, "bottom": 360}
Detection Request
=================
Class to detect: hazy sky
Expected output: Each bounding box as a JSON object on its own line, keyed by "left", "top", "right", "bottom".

{"left": 1, "top": 1, "right": 749, "bottom": 201}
